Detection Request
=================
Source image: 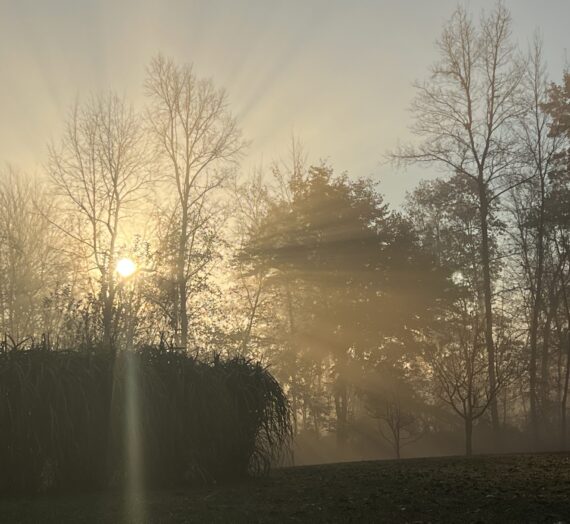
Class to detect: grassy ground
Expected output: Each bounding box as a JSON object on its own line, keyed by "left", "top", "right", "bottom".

{"left": 0, "top": 453, "right": 569, "bottom": 523}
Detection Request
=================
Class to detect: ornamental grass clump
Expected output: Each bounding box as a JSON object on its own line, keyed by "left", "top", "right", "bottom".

{"left": 0, "top": 344, "right": 291, "bottom": 494}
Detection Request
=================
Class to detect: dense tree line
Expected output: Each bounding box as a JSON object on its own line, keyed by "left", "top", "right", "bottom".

{"left": 3, "top": 3, "right": 570, "bottom": 459}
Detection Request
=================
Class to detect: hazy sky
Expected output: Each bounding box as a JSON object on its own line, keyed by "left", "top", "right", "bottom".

{"left": 1, "top": 0, "right": 569, "bottom": 205}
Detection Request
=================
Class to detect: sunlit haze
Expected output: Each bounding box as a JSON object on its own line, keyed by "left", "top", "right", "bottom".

{"left": 3, "top": 2, "right": 570, "bottom": 521}
{"left": 1, "top": 0, "right": 570, "bottom": 203}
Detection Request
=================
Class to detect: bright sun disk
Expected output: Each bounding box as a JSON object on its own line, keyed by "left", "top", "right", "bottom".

{"left": 116, "top": 258, "right": 137, "bottom": 278}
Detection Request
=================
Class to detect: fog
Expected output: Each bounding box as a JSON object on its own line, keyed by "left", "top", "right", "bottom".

{"left": 2, "top": 3, "right": 570, "bottom": 495}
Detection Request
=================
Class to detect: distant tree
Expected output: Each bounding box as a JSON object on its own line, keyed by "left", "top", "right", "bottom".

{"left": 0, "top": 166, "right": 62, "bottom": 342}
{"left": 145, "top": 55, "right": 245, "bottom": 350}
{"left": 407, "top": 174, "right": 523, "bottom": 453}
{"left": 361, "top": 369, "right": 425, "bottom": 459}
{"left": 230, "top": 169, "right": 273, "bottom": 357}
{"left": 243, "top": 164, "right": 448, "bottom": 447}
{"left": 424, "top": 300, "right": 518, "bottom": 456}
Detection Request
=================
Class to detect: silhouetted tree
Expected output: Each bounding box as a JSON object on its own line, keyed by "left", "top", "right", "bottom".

{"left": 47, "top": 94, "right": 153, "bottom": 348}
{"left": 540, "top": 70, "right": 570, "bottom": 447}
{"left": 145, "top": 55, "right": 245, "bottom": 350}
{"left": 0, "top": 167, "right": 63, "bottom": 341}
{"left": 243, "top": 164, "right": 448, "bottom": 447}
{"left": 362, "top": 368, "right": 425, "bottom": 459}
{"left": 394, "top": 3, "right": 526, "bottom": 434}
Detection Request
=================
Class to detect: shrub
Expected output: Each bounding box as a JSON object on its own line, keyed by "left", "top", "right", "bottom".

{"left": 0, "top": 344, "right": 291, "bottom": 494}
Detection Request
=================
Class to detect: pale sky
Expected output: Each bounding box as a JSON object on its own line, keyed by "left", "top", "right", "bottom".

{"left": 1, "top": 0, "right": 569, "bottom": 205}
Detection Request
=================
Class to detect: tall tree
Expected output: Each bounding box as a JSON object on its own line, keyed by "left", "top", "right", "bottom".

{"left": 145, "top": 55, "right": 245, "bottom": 349}
{"left": 507, "top": 37, "right": 562, "bottom": 441}
{"left": 243, "top": 165, "right": 448, "bottom": 447}
{"left": 394, "top": 3, "right": 525, "bottom": 433}
{"left": 407, "top": 175, "right": 513, "bottom": 454}
{"left": 48, "top": 94, "right": 152, "bottom": 347}
{"left": 541, "top": 71, "right": 570, "bottom": 447}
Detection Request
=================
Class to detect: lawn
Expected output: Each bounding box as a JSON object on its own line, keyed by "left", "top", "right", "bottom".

{"left": 1, "top": 453, "right": 569, "bottom": 523}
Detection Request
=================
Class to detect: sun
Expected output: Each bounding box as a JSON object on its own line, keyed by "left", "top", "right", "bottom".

{"left": 116, "top": 257, "right": 137, "bottom": 278}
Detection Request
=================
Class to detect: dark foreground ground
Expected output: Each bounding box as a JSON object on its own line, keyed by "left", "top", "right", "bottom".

{"left": 1, "top": 453, "right": 569, "bottom": 523}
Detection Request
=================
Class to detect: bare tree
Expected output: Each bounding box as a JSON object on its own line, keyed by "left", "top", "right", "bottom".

{"left": 47, "top": 94, "right": 153, "bottom": 347}
{"left": 145, "top": 55, "right": 245, "bottom": 350}
{"left": 0, "top": 166, "right": 62, "bottom": 342}
{"left": 363, "top": 373, "right": 424, "bottom": 459}
{"left": 394, "top": 3, "right": 526, "bottom": 433}
{"left": 425, "top": 304, "right": 516, "bottom": 456}
{"left": 507, "top": 35, "right": 563, "bottom": 442}
{"left": 231, "top": 169, "right": 272, "bottom": 355}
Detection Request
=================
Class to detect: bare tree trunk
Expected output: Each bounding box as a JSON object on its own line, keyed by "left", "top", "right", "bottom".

{"left": 314, "top": 411, "right": 320, "bottom": 439}
{"left": 285, "top": 278, "right": 298, "bottom": 436}
{"left": 479, "top": 187, "right": 500, "bottom": 435}
{"left": 240, "top": 271, "right": 264, "bottom": 353}
{"left": 529, "top": 178, "right": 547, "bottom": 445}
{"left": 334, "top": 376, "right": 348, "bottom": 449}
{"left": 540, "top": 305, "right": 554, "bottom": 430}
{"left": 557, "top": 257, "right": 570, "bottom": 450}
{"left": 465, "top": 416, "right": 473, "bottom": 457}
{"left": 178, "top": 282, "right": 188, "bottom": 349}
{"left": 555, "top": 317, "right": 564, "bottom": 407}
{"left": 560, "top": 280, "right": 570, "bottom": 450}
{"left": 102, "top": 250, "right": 117, "bottom": 348}
{"left": 394, "top": 429, "right": 401, "bottom": 460}
{"left": 102, "top": 284, "right": 114, "bottom": 348}
{"left": 176, "top": 206, "right": 189, "bottom": 349}
{"left": 291, "top": 389, "right": 298, "bottom": 436}
{"left": 334, "top": 349, "right": 349, "bottom": 449}
{"left": 529, "top": 310, "right": 540, "bottom": 443}
{"left": 314, "top": 366, "right": 322, "bottom": 439}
